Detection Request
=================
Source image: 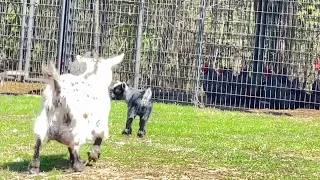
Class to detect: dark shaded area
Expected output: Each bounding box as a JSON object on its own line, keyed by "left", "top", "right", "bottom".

{"left": 201, "top": 66, "right": 320, "bottom": 110}
{"left": 27, "top": 89, "right": 42, "bottom": 95}
{"left": 0, "top": 93, "right": 20, "bottom": 96}
{"left": 244, "top": 109, "right": 293, "bottom": 117}
{"left": 1, "top": 154, "right": 70, "bottom": 173}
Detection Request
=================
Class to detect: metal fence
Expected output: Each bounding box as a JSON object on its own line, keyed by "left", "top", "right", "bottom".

{"left": 0, "top": 0, "right": 320, "bottom": 110}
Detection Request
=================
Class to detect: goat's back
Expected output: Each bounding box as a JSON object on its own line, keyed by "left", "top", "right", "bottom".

{"left": 50, "top": 74, "right": 111, "bottom": 144}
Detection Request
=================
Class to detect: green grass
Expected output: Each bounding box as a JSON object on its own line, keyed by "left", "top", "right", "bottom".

{"left": 0, "top": 95, "right": 320, "bottom": 179}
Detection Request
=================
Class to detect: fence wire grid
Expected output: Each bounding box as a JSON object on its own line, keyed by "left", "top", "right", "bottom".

{"left": 0, "top": 0, "right": 320, "bottom": 110}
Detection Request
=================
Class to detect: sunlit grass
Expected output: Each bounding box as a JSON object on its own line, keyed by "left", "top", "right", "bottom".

{"left": 0, "top": 95, "right": 319, "bottom": 179}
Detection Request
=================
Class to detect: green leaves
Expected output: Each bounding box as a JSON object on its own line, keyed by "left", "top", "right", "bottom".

{"left": 1, "top": 3, "right": 21, "bottom": 55}
{"left": 297, "top": 0, "right": 320, "bottom": 28}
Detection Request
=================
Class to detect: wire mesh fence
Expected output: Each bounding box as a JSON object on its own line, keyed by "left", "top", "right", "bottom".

{"left": 0, "top": 0, "right": 319, "bottom": 110}
{"left": 199, "top": 0, "right": 320, "bottom": 110}
{"left": 0, "top": 0, "right": 61, "bottom": 94}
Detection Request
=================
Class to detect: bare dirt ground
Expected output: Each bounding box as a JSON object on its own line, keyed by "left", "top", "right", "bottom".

{"left": 19, "top": 163, "right": 236, "bottom": 180}
{"left": 246, "top": 108, "right": 320, "bottom": 119}
{"left": 0, "top": 81, "right": 44, "bottom": 94}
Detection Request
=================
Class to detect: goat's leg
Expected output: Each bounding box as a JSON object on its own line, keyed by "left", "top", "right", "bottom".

{"left": 28, "top": 137, "right": 42, "bottom": 174}
{"left": 29, "top": 110, "right": 48, "bottom": 174}
{"left": 68, "top": 147, "right": 75, "bottom": 165}
{"left": 137, "top": 116, "right": 149, "bottom": 138}
{"left": 87, "top": 117, "right": 109, "bottom": 163}
{"left": 57, "top": 129, "right": 85, "bottom": 171}
{"left": 68, "top": 147, "right": 86, "bottom": 166}
{"left": 87, "top": 137, "right": 102, "bottom": 162}
{"left": 69, "top": 144, "right": 85, "bottom": 172}
{"left": 53, "top": 121, "right": 84, "bottom": 171}
{"left": 122, "top": 108, "right": 136, "bottom": 135}
{"left": 122, "top": 117, "right": 134, "bottom": 135}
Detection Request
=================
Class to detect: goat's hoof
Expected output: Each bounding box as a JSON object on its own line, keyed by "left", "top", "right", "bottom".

{"left": 122, "top": 128, "right": 132, "bottom": 135}
{"left": 87, "top": 149, "right": 100, "bottom": 162}
{"left": 28, "top": 167, "right": 40, "bottom": 175}
{"left": 73, "top": 162, "right": 85, "bottom": 172}
{"left": 137, "top": 130, "right": 146, "bottom": 138}
{"left": 28, "top": 161, "right": 40, "bottom": 174}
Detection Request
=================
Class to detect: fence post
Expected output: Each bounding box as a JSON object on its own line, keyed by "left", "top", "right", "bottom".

{"left": 62, "top": 0, "right": 73, "bottom": 73}
{"left": 194, "top": 0, "right": 206, "bottom": 105}
{"left": 93, "top": 0, "right": 100, "bottom": 57}
{"left": 252, "top": 0, "right": 267, "bottom": 93}
{"left": 133, "top": 0, "right": 145, "bottom": 89}
{"left": 24, "top": 0, "right": 36, "bottom": 79}
{"left": 57, "top": 0, "right": 68, "bottom": 74}
{"left": 18, "top": 0, "right": 28, "bottom": 81}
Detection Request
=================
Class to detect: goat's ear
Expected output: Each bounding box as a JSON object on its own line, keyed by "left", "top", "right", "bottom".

{"left": 104, "top": 53, "right": 125, "bottom": 67}
{"left": 112, "top": 80, "right": 122, "bottom": 88}
{"left": 121, "top": 83, "right": 126, "bottom": 89}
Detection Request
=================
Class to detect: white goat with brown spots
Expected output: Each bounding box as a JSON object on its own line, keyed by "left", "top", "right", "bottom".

{"left": 28, "top": 54, "right": 124, "bottom": 174}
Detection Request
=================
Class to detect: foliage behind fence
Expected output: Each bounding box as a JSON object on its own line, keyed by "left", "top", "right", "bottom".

{"left": 0, "top": 0, "right": 320, "bottom": 109}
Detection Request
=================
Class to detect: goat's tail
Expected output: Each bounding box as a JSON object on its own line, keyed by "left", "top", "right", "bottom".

{"left": 141, "top": 88, "right": 152, "bottom": 106}
{"left": 41, "top": 61, "right": 61, "bottom": 95}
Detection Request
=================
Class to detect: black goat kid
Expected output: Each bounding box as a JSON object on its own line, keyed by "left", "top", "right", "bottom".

{"left": 110, "top": 81, "right": 153, "bottom": 138}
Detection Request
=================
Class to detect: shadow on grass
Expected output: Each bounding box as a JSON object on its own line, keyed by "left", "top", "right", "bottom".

{"left": 258, "top": 111, "right": 292, "bottom": 117}
{"left": 202, "top": 104, "right": 293, "bottom": 117}
{"left": 1, "top": 154, "right": 70, "bottom": 173}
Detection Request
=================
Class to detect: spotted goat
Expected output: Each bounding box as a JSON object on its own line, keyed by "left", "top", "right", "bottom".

{"left": 28, "top": 53, "right": 125, "bottom": 174}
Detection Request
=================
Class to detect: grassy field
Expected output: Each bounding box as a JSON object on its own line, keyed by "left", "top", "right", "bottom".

{"left": 0, "top": 95, "right": 320, "bottom": 179}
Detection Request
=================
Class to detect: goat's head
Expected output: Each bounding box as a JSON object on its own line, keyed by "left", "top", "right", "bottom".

{"left": 76, "top": 53, "right": 125, "bottom": 87}
{"left": 110, "top": 81, "right": 127, "bottom": 100}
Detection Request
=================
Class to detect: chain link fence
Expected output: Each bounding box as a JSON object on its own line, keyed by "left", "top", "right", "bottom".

{"left": 0, "top": 0, "right": 319, "bottom": 110}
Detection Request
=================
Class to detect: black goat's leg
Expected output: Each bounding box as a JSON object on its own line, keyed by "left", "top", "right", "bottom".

{"left": 87, "top": 137, "right": 102, "bottom": 162}
{"left": 137, "top": 117, "right": 148, "bottom": 138}
{"left": 122, "top": 117, "right": 134, "bottom": 135}
{"left": 122, "top": 107, "right": 137, "bottom": 135}
{"left": 28, "top": 137, "right": 42, "bottom": 174}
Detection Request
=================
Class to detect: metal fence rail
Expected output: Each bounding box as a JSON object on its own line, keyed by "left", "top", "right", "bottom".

{"left": 0, "top": 0, "right": 320, "bottom": 110}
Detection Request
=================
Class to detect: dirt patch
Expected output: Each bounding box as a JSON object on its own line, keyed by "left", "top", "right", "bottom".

{"left": 0, "top": 81, "right": 44, "bottom": 94}
{"left": 274, "top": 151, "right": 320, "bottom": 162}
{"left": 22, "top": 164, "right": 238, "bottom": 180}
{"left": 246, "top": 109, "right": 320, "bottom": 119}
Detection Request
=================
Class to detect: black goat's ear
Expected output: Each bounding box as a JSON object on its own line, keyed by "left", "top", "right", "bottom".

{"left": 121, "top": 83, "right": 126, "bottom": 89}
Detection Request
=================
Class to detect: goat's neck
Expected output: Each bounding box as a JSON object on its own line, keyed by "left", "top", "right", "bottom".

{"left": 124, "top": 87, "right": 135, "bottom": 102}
